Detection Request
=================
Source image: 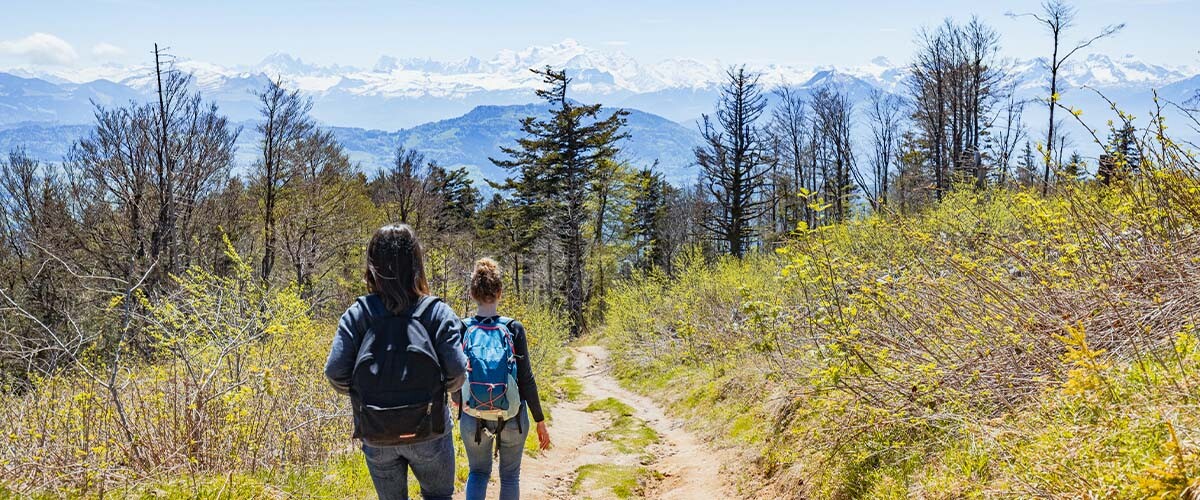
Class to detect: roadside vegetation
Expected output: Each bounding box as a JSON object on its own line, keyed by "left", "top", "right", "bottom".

{"left": 605, "top": 134, "right": 1200, "bottom": 496}
{"left": 0, "top": 243, "right": 568, "bottom": 496}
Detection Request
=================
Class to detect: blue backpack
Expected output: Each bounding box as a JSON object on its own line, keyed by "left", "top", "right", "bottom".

{"left": 460, "top": 316, "right": 522, "bottom": 427}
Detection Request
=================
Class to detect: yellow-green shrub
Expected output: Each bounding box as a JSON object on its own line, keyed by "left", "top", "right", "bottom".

{"left": 604, "top": 178, "right": 1200, "bottom": 497}
{"left": 0, "top": 238, "right": 571, "bottom": 497}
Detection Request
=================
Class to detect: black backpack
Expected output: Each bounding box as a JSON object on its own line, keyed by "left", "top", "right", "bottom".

{"left": 349, "top": 294, "right": 446, "bottom": 445}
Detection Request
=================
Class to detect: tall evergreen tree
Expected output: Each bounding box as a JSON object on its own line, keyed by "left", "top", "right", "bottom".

{"left": 491, "top": 67, "right": 628, "bottom": 337}
{"left": 1016, "top": 141, "right": 1038, "bottom": 187}
{"left": 427, "top": 164, "right": 480, "bottom": 233}
{"left": 1098, "top": 124, "right": 1141, "bottom": 185}
{"left": 628, "top": 167, "right": 669, "bottom": 272}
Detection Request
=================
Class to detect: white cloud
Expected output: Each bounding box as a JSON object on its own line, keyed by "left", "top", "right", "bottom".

{"left": 91, "top": 42, "right": 125, "bottom": 58}
{"left": 0, "top": 33, "right": 78, "bottom": 65}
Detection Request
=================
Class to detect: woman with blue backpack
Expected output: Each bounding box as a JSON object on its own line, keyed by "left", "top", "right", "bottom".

{"left": 455, "top": 257, "right": 552, "bottom": 500}
{"left": 325, "top": 224, "right": 468, "bottom": 500}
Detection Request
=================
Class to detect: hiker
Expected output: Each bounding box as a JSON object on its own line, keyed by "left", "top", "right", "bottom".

{"left": 455, "top": 258, "right": 552, "bottom": 500}
{"left": 324, "top": 224, "right": 467, "bottom": 500}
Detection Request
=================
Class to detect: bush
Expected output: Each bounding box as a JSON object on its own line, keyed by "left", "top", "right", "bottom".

{"left": 0, "top": 241, "right": 348, "bottom": 495}
{"left": 0, "top": 240, "right": 571, "bottom": 496}
{"left": 604, "top": 177, "right": 1200, "bottom": 497}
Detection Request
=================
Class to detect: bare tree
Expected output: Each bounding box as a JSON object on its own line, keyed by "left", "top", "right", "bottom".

{"left": 252, "top": 79, "right": 314, "bottom": 282}
{"left": 380, "top": 146, "right": 433, "bottom": 226}
{"left": 909, "top": 17, "right": 1005, "bottom": 199}
{"left": 69, "top": 52, "right": 237, "bottom": 287}
{"left": 866, "top": 89, "right": 905, "bottom": 209}
{"left": 278, "top": 129, "right": 364, "bottom": 303}
{"left": 0, "top": 149, "right": 74, "bottom": 376}
{"left": 811, "top": 86, "right": 857, "bottom": 221}
{"left": 1010, "top": 0, "right": 1123, "bottom": 195}
{"left": 695, "top": 67, "right": 771, "bottom": 258}
{"left": 769, "top": 85, "right": 811, "bottom": 229}
{"left": 988, "top": 86, "right": 1028, "bottom": 186}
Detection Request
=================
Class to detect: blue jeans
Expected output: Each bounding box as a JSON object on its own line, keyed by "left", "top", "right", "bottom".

{"left": 460, "top": 407, "right": 529, "bottom": 500}
{"left": 361, "top": 432, "right": 455, "bottom": 500}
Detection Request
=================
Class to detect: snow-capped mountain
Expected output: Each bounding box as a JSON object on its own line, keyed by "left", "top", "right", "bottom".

{"left": 1007, "top": 53, "right": 1192, "bottom": 93}
{"left": 2, "top": 39, "right": 1197, "bottom": 185}
{"left": 0, "top": 39, "right": 1196, "bottom": 129}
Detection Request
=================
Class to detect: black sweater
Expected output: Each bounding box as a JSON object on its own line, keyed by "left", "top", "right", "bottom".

{"left": 456, "top": 315, "right": 545, "bottom": 423}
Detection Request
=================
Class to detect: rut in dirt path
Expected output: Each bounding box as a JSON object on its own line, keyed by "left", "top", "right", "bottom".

{"left": 517, "top": 345, "right": 738, "bottom": 500}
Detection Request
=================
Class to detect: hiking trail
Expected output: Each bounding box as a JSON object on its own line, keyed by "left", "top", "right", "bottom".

{"left": 513, "top": 345, "right": 739, "bottom": 500}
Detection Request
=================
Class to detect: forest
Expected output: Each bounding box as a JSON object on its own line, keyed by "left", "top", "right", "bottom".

{"left": 1, "top": 0, "right": 1199, "bottom": 498}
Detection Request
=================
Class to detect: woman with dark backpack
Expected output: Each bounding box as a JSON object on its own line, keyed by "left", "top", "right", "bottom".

{"left": 325, "top": 224, "right": 468, "bottom": 500}
{"left": 455, "top": 258, "right": 552, "bottom": 500}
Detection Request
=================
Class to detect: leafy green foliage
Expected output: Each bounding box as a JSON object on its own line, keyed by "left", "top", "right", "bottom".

{"left": 605, "top": 174, "right": 1200, "bottom": 497}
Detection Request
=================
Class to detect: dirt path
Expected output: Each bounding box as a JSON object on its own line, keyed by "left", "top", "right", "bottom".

{"left": 515, "top": 345, "right": 738, "bottom": 499}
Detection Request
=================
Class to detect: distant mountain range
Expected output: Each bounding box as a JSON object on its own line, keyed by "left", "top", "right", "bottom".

{"left": 5, "top": 39, "right": 1197, "bottom": 128}
{"left": 330, "top": 103, "right": 704, "bottom": 184}
{"left": 1, "top": 39, "right": 1198, "bottom": 184}
{"left": 0, "top": 103, "right": 705, "bottom": 185}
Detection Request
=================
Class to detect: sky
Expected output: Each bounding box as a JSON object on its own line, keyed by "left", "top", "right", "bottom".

{"left": 0, "top": 0, "right": 1197, "bottom": 71}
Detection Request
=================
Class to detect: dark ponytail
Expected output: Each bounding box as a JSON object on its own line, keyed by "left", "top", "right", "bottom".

{"left": 364, "top": 224, "right": 430, "bottom": 314}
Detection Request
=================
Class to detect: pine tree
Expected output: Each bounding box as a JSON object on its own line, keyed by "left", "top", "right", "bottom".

{"left": 476, "top": 193, "right": 539, "bottom": 295}
{"left": 491, "top": 67, "right": 628, "bottom": 337}
{"left": 1062, "top": 152, "right": 1087, "bottom": 182}
{"left": 1098, "top": 124, "right": 1139, "bottom": 185}
{"left": 628, "top": 167, "right": 668, "bottom": 272}
{"left": 427, "top": 164, "right": 480, "bottom": 233}
{"left": 1016, "top": 141, "right": 1038, "bottom": 187}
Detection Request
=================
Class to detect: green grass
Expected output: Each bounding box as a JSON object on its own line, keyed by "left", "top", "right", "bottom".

{"left": 584, "top": 397, "right": 636, "bottom": 417}
{"left": 558, "top": 376, "right": 584, "bottom": 402}
{"left": 570, "top": 464, "right": 655, "bottom": 499}
{"left": 584, "top": 397, "right": 660, "bottom": 456}
{"left": 89, "top": 452, "right": 377, "bottom": 499}
{"left": 96, "top": 422, "right": 480, "bottom": 499}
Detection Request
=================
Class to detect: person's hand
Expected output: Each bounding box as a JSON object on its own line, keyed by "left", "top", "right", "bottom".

{"left": 536, "top": 421, "right": 551, "bottom": 451}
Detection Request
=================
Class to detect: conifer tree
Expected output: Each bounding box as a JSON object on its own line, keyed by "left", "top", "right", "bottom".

{"left": 1062, "top": 152, "right": 1087, "bottom": 182}
{"left": 1109, "top": 124, "right": 1141, "bottom": 173}
{"left": 628, "top": 167, "right": 669, "bottom": 272}
{"left": 476, "top": 193, "right": 539, "bottom": 295}
{"left": 491, "top": 67, "right": 628, "bottom": 337}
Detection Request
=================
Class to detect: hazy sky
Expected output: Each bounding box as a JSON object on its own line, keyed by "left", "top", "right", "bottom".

{"left": 1, "top": 0, "right": 1197, "bottom": 70}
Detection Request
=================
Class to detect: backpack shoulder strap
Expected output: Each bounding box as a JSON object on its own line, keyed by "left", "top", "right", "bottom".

{"left": 412, "top": 295, "right": 441, "bottom": 320}
{"left": 352, "top": 295, "right": 386, "bottom": 354}
{"left": 410, "top": 293, "right": 444, "bottom": 321}
{"left": 357, "top": 295, "right": 389, "bottom": 323}
{"left": 496, "top": 317, "right": 517, "bottom": 339}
